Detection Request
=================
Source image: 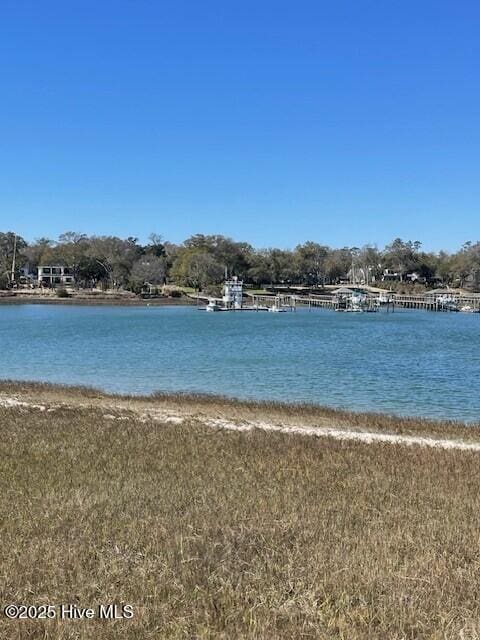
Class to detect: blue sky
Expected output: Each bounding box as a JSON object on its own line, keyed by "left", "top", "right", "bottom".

{"left": 1, "top": 1, "right": 479, "bottom": 250}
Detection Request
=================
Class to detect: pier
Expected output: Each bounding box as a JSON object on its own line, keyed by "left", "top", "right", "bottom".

{"left": 248, "top": 291, "right": 480, "bottom": 313}
{"left": 198, "top": 281, "right": 480, "bottom": 314}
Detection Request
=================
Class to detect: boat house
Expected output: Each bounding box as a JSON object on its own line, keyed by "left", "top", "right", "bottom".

{"left": 222, "top": 277, "right": 243, "bottom": 309}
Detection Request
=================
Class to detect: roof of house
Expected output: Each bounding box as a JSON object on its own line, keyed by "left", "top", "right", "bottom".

{"left": 332, "top": 286, "right": 373, "bottom": 296}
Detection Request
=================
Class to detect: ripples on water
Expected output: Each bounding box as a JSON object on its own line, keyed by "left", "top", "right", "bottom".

{"left": 0, "top": 304, "right": 478, "bottom": 422}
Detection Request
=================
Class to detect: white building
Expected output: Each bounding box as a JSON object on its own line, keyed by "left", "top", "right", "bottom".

{"left": 222, "top": 277, "right": 243, "bottom": 309}
{"left": 38, "top": 265, "right": 74, "bottom": 287}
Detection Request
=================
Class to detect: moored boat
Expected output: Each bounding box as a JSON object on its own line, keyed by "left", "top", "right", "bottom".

{"left": 206, "top": 300, "right": 221, "bottom": 312}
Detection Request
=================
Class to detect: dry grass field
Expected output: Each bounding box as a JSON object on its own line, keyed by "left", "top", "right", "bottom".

{"left": 1, "top": 383, "right": 480, "bottom": 639}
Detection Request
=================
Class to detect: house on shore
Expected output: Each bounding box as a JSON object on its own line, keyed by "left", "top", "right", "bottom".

{"left": 38, "top": 265, "right": 75, "bottom": 287}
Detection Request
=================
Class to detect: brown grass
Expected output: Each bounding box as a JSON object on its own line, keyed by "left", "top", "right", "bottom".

{"left": 1, "top": 396, "right": 480, "bottom": 638}
{"left": 1, "top": 380, "right": 479, "bottom": 441}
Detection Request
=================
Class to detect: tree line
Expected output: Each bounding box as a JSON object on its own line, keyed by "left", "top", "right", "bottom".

{"left": 1, "top": 231, "right": 479, "bottom": 292}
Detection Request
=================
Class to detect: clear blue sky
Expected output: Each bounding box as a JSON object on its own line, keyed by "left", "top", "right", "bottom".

{"left": 1, "top": 0, "right": 479, "bottom": 251}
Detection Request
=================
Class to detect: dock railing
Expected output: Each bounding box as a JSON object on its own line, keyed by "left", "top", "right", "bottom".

{"left": 247, "top": 291, "right": 480, "bottom": 312}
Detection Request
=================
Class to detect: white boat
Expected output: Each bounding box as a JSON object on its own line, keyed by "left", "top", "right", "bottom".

{"left": 437, "top": 295, "right": 459, "bottom": 311}
{"left": 206, "top": 300, "right": 221, "bottom": 312}
{"left": 268, "top": 295, "right": 289, "bottom": 312}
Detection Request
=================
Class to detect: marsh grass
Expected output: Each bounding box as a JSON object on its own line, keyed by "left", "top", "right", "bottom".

{"left": 1, "top": 380, "right": 479, "bottom": 440}
{"left": 1, "top": 399, "right": 480, "bottom": 638}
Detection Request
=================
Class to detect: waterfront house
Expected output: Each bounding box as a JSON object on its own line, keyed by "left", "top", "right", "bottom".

{"left": 38, "top": 265, "right": 75, "bottom": 287}
{"left": 382, "top": 269, "right": 402, "bottom": 282}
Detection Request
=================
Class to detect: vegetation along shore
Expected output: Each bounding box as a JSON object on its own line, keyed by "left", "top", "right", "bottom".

{"left": 1, "top": 382, "right": 480, "bottom": 639}
{"left": 0, "top": 291, "right": 196, "bottom": 306}
{"left": 1, "top": 231, "right": 480, "bottom": 295}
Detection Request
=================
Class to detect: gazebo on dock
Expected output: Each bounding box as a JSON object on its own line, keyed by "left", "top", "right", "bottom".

{"left": 332, "top": 286, "right": 375, "bottom": 299}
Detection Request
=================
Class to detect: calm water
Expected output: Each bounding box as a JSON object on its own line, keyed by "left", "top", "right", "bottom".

{"left": 0, "top": 304, "right": 479, "bottom": 422}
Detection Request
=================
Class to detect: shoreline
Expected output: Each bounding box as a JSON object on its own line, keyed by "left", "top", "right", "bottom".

{"left": 0, "top": 295, "right": 197, "bottom": 306}
{"left": 1, "top": 380, "right": 479, "bottom": 443}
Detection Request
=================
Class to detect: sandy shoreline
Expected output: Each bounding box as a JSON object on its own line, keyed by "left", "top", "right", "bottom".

{"left": 1, "top": 381, "right": 479, "bottom": 450}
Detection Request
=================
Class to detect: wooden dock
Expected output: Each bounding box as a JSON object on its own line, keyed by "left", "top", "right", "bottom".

{"left": 248, "top": 292, "right": 480, "bottom": 313}
{"left": 392, "top": 294, "right": 480, "bottom": 311}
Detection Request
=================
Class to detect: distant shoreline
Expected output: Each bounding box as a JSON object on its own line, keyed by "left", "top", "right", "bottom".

{"left": 0, "top": 295, "right": 197, "bottom": 307}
